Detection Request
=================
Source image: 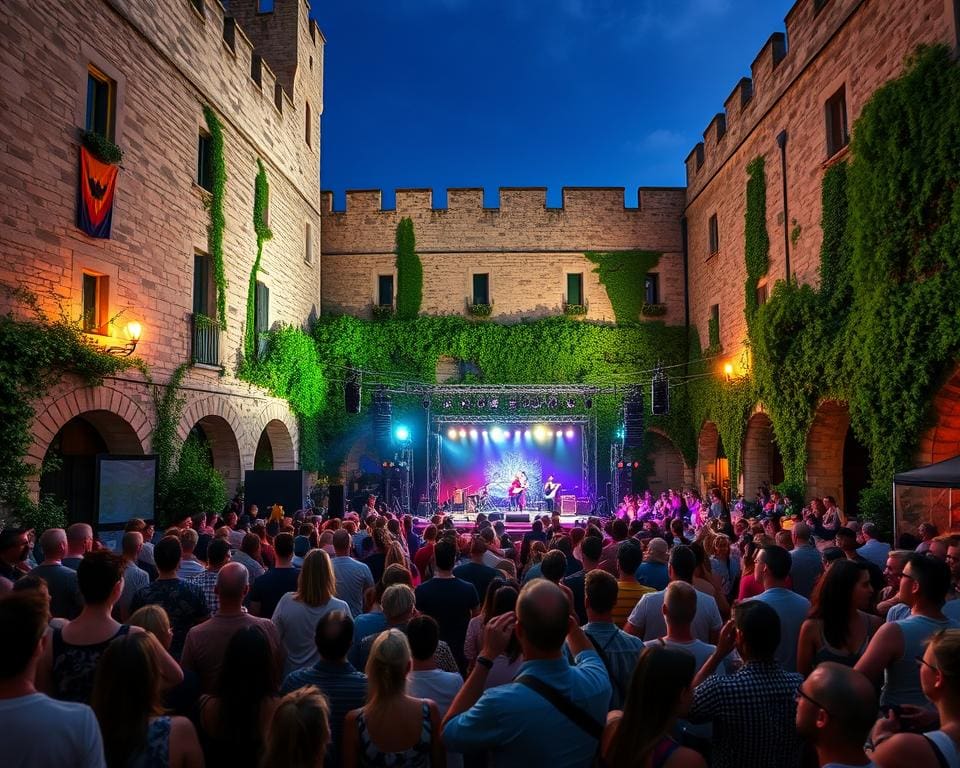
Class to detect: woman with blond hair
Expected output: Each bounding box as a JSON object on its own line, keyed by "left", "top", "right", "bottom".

{"left": 261, "top": 686, "right": 331, "bottom": 768}
{"left": 92, "top": 632, "right": 203, "bottom": 768}
{"left": 343, "top": 629, "right": 445, "bottom": 767}
{"left": 272, "top": 549, "right": 350, "bottom": 675}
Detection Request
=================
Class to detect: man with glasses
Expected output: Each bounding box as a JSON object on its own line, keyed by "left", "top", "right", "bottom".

{"left": 876, "top": 550, "right": 912, "bottom": 618}
{"left": 855, "top": 554, "right": 958, "bottom": 710}
{"left": 795, "top": 662, "right": 877, "bottom": 768}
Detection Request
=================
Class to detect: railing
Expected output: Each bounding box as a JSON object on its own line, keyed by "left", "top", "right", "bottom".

{"left": 191, "top": 314, "right": 220, "bottom": 366}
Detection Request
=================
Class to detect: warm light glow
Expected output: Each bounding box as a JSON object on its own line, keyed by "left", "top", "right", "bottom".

{"left": 724, "top": 363, "right": 734, "bottom": 377}
{"left": 458, "top": 429, "right": 467, "bottom": 438}
{"left": 126, "top": 321, "right": 142, "bottom": 340}
{"left": 533, "top": 426, "right": 546, "bottom": 440}
{"left": 490, "top": 427, "right": 504, "bottom": 441}
{"left": 566, "top": 429, "right": 574, "bottom": 438}
{"left": 447, "top": 428, "right": 457, "bottom": 439}
{"left": 469, "top": 428, "right": 478, "bottom": 438}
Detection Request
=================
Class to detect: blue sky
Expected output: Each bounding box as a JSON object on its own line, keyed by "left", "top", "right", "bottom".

{"left": 311, "top": 0, "right": 796, "bottom": 209}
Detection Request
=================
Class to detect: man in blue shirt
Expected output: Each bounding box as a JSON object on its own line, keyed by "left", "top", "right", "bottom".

{"left": 856, "top": 522, "right": 891, "bottom": 571}
{"left": 635, "top": 537, "right": 670, "bottom": 590}
{"left": 788, "top": 522, "right": 823, "bottom": 599}
{"left": 749, "top": 545, "right": 810, "bottom": 673}
{"left": 443, "top": 580, "right": 611, "bottom": 767}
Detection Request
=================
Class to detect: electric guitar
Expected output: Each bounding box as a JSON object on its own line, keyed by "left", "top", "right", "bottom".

{"left": 543, "top": 482, "right": 560, "bottom": 500}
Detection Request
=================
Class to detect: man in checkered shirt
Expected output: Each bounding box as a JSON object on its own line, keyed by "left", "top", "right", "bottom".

{"left": 189, "top": 537, "right": 231, "bottom": 615}
{"left": 688, "top": 600, "right": 805, "bottom": 768}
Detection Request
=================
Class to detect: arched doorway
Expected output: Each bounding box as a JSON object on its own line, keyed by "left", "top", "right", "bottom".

{"left": 742, "top": 411, "right": 784, "bottom": 497}
{"left": 918, "top": 365, "right": 960, "bottom": 464}
{"left": 806, "top": 400, "right": 870, "bottom": 516}
{"left": 254, "top": 419, "right": 296, "bottom": 471}
{"left": 645, "top": 430, "right": 687, "bottom": 494}
{"left": 697, "top": 422, "right": 730, "bottom": 500}
{"left": 39, "top": 410, "right": 143, "bottom": 525}
{"left": 189, "top": 415, "right": 242, "bottom": 494}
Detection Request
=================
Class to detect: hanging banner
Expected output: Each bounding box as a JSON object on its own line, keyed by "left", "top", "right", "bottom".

{"left": 77, "top": 145, "right": 118, "bottom": 238}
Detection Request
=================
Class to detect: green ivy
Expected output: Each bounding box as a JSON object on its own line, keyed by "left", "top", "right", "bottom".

{"left": 149, "top": 363, "right": 189, "bottom": 519}
{"left": 395, "top": 218, "right": 422, "bottom": 319}
{"left": 744, "top": 156, "right": 770, "bottom": 323}
{"left": 163, "top": 432, "right": 227, "bottom": 520}
{"left": 80, "top": 129, "right": 123, "bottom": 165}
{"left": 0, "top": 286, "right": 133, "bottom": 526}
{"left": 202, "top": 105, "right": 228, "bottom": 329}
{"left": 245, "top": 159, "right": 273, "bottom": 362}
{"left": 585, "top": 250, "right": 661, "bottom": 323}
{"left": 707, "top": 314, "right": 720, "bottom": 349}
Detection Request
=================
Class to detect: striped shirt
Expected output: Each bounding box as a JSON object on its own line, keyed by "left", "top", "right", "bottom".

{"left": 612, "top": 580, "right": 654, "bottom": 628}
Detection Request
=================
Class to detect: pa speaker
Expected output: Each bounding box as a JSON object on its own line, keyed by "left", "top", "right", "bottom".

{"left": 652, "top": 376, "right": 669, "bottom": 415}
{"left": 506, "top": 512, "right": 530, "bottom": 524}
{"left": 623, "top": 392, "right": 644, "bottom": 449}
{"left": 345, "top": 367, "right": 361, "bottom": 414}
{"left": 373, "top": 391, "right": 392, "bottom": 449}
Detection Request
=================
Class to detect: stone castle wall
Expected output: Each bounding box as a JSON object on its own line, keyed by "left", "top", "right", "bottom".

{"left": 320, "top": 186, "right": 686, "bottom": 324}
{"left": 0, "top": 0, "right": 325, "bottom": 495}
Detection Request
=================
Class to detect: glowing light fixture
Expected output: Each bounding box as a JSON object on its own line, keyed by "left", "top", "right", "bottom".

{"left": 469, "top": 428, "right": 478, "bottom": 438}
{"left": 394, "top": 425, "right": 410, "bottom": 442}
{"left": 459, "top": 428, "right": 467, "bottom": 438}
{"left": 566, "top": 429, "right": 575, "bottom": 438}
{"left": 447, "top": 428, "right": 457, "bottom": 439}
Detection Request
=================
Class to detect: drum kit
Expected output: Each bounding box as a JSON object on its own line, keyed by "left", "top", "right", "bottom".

{"left": 453, "top": 483, "right": 497, "bottom": 513}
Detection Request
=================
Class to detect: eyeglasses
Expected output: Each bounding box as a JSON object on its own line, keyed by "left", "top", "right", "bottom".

{"left": 796, "top": 687, "right": 830, "bottom": 714}
{"left": 900, "top": 572, "right": 917, "bottom": 582}
{"left": 916, "top": 655, "right": 939, "bottom": 672}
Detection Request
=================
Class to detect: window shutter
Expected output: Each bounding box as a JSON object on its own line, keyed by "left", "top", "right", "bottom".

{"left": 255, "top": 281, "right": 270, "bottom": 335}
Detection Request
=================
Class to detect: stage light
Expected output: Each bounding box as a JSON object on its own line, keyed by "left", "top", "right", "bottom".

{"left": 490, "top": 427, "right": 504, "bottom": 441}
{"left": 530, "top": 398, "right": 541, "bottom": 410}
{"left": 615, "top": 427, "right": 625, "bottom": 440}
{"left": 489, "top": 398, "right": 499, "bottom": 409}
{"left": 477, "top": 397, "right": 486, "bottom": 408}
{"left": 566, "top": 428, "right": 574, "bottom": 438}
{"left": 458, "top": 428, "right": 467, "bottom": 438}
{"left": 442, "top": 399, "right": 452, "bottom": 410}
{"left": 482, "top": 429, "right": 489, "bottom": 437}
{"left": 394, "top": 425, "right": 410, "bottom": 442}
{"left": 556, "top": 429, "right": 564, "bottom": 439}
{"left": 460, "top": 398, "right": 471, "bottom": 409}
{"left": 566, "top": 398, "right": 576, "bottom": 409}
{"left": 520, "top": 396, "right": 530, "bottom": 408}
{"left": 508, "top": 399, "right": 518, "bottom": 410}
{"left": 421, "top": 397, "right": 431, "bottom": 409}
{"left": 533, "top": 426, "right": 546, "bottom": 440}
{"left": 584, "top": 397, "right": 593, "bottom": 409}
{"left": 547, "top": 396, "right": 558, "bottom": 409}
{"left": 469, "top": 428, "right": 478, "bottom": 438}
{"left": 524, "top": 428, "right": 531, "bottom": 437}
{"left": 616, "top": 460, "right": 625, "bottom": 469}
{"left": 632, "top": 461, "right": 640, "bottom": 469}
{"left": 447, "top": 428, "right": 457, "bottom": 439}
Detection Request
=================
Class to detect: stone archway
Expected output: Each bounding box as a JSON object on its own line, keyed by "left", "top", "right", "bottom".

{"left": 806, "top": 400, "right": 869, "bottom": 516}
{"left": 742, "top": 410, "right": 784, "bottom": 496}
{"left": 697, "top": 422, "right": 729, "bottom": 498}
{"left": 645, "top": 429, "right": 690, "bottom": 494}
{"left": 187, "top": 414, "right": 242, "bottom": 496}
{"left": 254, "top": 419, "right": 297, "bottom": 470}
{"left": 39, "top": 410, "right": 144, "bottom": 525}
{"left": 918, "top": 365, "right": 960, "bottom": 464}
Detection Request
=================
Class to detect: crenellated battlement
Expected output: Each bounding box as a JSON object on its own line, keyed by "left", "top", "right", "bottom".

{"left": 320, "top": 186, "right": 681, "bottom": 215}
{"left": 684, "top": 0, "right": 862, "bottom": 197}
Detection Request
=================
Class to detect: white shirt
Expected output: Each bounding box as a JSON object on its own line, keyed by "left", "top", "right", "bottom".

{"left": 0, "top": 692, "right": 105, "bottom": 768}
{"left": 749, "top": 587, "right": 811, "bottom": 673}
{"left": 627, "top": 587, "right": 722, "bottom": 642}
{"left": 271, "top": 592, "right": 351, "bottom": 675}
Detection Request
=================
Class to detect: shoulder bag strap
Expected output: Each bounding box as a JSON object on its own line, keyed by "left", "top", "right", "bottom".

{"left": 516, "top": 675, "right": 603, "bottom": 741}
{"left": 585, "top": 632, "right": 625, "bottom": 702}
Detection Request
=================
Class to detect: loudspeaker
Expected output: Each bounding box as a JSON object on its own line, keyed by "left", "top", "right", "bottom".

{"left": 244, "top": 470, "right": 307, "bottom": 518}
{"left": 345, "top": 367, "right": 361, "bottom": 414}
{"left": 623, "top": 392, "right": 644, "bottom": 449}
{"left": 506, "top": 512, "right": 530, "bottom": 524}
{"left": 559, "top": 495, "right": 577, "bottom": 515}
{"left": 652, "top": 375, "right": 669, "bottom": 416}
{"left": 373, "top": 391, "right": 392, "bottom": 448}
{"left": 327, "top": 484, "right": 345, "bottom": 519}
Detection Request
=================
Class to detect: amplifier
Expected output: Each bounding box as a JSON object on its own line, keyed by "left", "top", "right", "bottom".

{"left": 559, "top": 495, "right": 577, "bottom": 515}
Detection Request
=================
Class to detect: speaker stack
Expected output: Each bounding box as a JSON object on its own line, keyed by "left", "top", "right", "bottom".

{"left": 373, "top": 390, "right": 392, "bottom": 450}
{"left": 623, "top": 389, "right": 644, "bottom": 449}
{"left": 651, "top": 362, "right": 670, "bottom": 416}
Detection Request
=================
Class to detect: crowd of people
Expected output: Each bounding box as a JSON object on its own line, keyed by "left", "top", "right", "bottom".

{"left": 2, "top": 489, "right": 960, "bottom": 768}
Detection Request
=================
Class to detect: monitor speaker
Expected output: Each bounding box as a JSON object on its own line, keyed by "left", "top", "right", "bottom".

{"left": 506, "top": 512, "right": 530, "bottom": 524}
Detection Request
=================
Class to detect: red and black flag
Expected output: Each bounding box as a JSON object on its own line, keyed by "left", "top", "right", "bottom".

{"left": 77, "top": 145, "right": 118, "bottom": 238}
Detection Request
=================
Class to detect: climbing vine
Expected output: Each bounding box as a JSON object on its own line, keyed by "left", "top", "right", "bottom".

{"left": 585, "top": 250, "right": 661, "bottom": 324}
{"left": 744, "top": 156, "right": 770, "bottom": 323}
{"left": 395, "top": 218, "right": 422, "bottom": 319}
{"left": 149, "top": 363, "right": 189, "bottom": 512}
{"left": 245, "top": 159, "right": 273, "bottom": 362}
{"left": 0, "top": 286, "right": 133, "bottom": 527}
{"left": 202, "top": 105, "right": 228, "bottom": 329}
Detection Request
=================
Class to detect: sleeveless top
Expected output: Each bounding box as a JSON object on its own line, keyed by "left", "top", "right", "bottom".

{"left": 924, "top": 730, "right": 960, "bottom": 768}
{"left": 813, "top": 613, "right": 874, "bottom": 669}
{"left": 651, "top": 736, "right": 680, "bottom": 768}
{"left": 357, "top": 701, "right": 432, "bottom": 768}
{"left": 128, "top": 717, "right": 172, "bottom": 768}
{"left": 51, "top": 624, "right": 130, "bottom": 703}
{"left": 882, "top": 615, "right": 960, "bottom": 707}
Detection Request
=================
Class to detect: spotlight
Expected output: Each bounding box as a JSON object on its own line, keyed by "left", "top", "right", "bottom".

{"left": 503, "top": 430, "right": 511, "bottom": 438}
{"left": 566, "top": 429, "right": 574, "bottom": 438}
{"left": 508, "top": 399, "right": 518, "bottom": 410}
{"left": 482, "top": 429, "right": 489, "bottom": 437}
{"left": 566, "top": 398, "right": 576, "bottom": 409}
{"left": 394, "top": 425, "right": 410, "bottom": 442}
{"left": 616, "top": 460, "right": 625, "bottom": 469}
{"left": 489, "top": 398, "right": 499, "bottom": 409}
{"left": 530, "top": 398, "right": 541, "bottom": 410}
{"left": 533, "top": 426, "right": 546, "bottom": 440}
{"left": 547, "top": 396, "right": 558, "bottom": 409}
{"left": 490, "top": 427, "right": 504, "bottom": 441}
{"left": 546, "top": 429, "right": 554, "bottom": 437}
{"left": 477, "top": 397, "right": 486, "bottom": 409}
{"left": 469, "top": 428, "right": 478, "bottom": 438}
{"left": 442, "top": 399, "right": 452, "bottom": 410}
{"left": 524, "top": 428, "right": 531, "bottom": 437}
{"left": 632, "top": 461, "right": 640, "bottom": 469}
{"left": 421, "top": 397, "right": 431, "bottom": 409}
{"left": 460, "top": 398, "right": 471, "bottom": 409}
{"left": 520, "top": 396, "right": 530, "bottom": 408}
{"left": 447, "top": 428, "right": 457, "bottom": 439}
{"left": 584, "top": 397, "right": 593, "bottom": 409}
{"left": 459, "top": 428, "right": 467, "bottom": 438}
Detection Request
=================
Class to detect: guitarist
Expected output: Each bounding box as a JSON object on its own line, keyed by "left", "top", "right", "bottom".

{"left": 508, "top": 472, "right": 529, "bottom": 511}
{"left": 543, "top": 475, "right": 561, "bottom": 513}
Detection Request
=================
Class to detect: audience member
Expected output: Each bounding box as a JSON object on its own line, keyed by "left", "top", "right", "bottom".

{"left": 749, "top": 545, "right": 811, "bottom": 672}
{"left": 563, "top": 535, "right": 603, "bottom": 625}
{"left": 63, "top": 523, "right": 94, "bottom": 570}
{"left": 612, "top": 540, "right": 655, "bottom": 627}
{"left": 282, "top": 611, "right": 367, "bottom": 768}
{"left": 857, "top": 522, "right": 892, "bottom": 570}
{"left": 189, "top": 538, "right": 230, "bottom": 616}
{"left": 176, "top": 529, "right": 205, "bottom": 579}
{"left": 181, "top": 562, "right": 284, "bottom": 693}
{"left": 0, "top": 526, "right": 31, "bottom": 584}
{"left": 788, "top": 522, "right": 823, "bottom": 599}
{"left": 130, "top": 536, "right": 209, "bottom": 660}
{"left": 332, "top": 529, "right": 375, "bottom": 617}
{"left": 454, "top": 535, "right": 500, "bottom": 605}
{"left": 28, "top": 527, "right": 83, "bottom": 619}
{"left": 636, "top": 537, "right": 671, "bottom": 590}
{"left": 272, "top": 549, "right": 351, "bottom": 676}
{"left": 248, "top": 532, "right": 300, "bottom": 619}
{"left": 0, "top": 591, "right": 106, "bottom": 767}
{"left": 261, "top": 686, "right": 331, "bottom": 768}
{"left": 117, "top": 532, "right": 150, "bottom": 621}
{"left": 92, "top": 631, "right": 203, "bottom": 768}
{"left": 342, "top": 629, "right": 445, "bottom": 767}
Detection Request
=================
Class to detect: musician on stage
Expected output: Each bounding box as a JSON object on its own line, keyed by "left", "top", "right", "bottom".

{"left": 508, "top": 472, "right": 528, "bottom": 511}
{"left": 542, "top": 475, "right": 560, "bottom": 513}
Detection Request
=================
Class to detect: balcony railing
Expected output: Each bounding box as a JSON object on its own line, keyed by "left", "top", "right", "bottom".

{"left": 191, "top": 314, "right": 220, "bottom": 366}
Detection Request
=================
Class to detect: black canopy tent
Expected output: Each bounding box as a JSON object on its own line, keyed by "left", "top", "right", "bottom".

{"left": 893, "top": 455, "right": 960, "bottom": 538}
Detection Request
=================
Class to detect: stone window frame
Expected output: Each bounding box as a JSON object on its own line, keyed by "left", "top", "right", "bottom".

{"left": 708, "top": 213, "right": 720, "bottom": 256}
{"left": 820, "top": 72, "right": 851, "bottom": 161}
{"left": 75, "top": 46, "right": 126, "bottom": 145}
{"left": 374, "top": 271, "right": 397, "bottom": 308}
{"left": 467, "top": 269, "right": 492, "bottom": 308}
{"left": 72, "top": 255, "right": 120, "bottom": 340}
{"left": 304, "top": 221, "right": 314, "bottom": 265}
{"left": 562, "top": 269, "right": 585, "bottom": 306}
